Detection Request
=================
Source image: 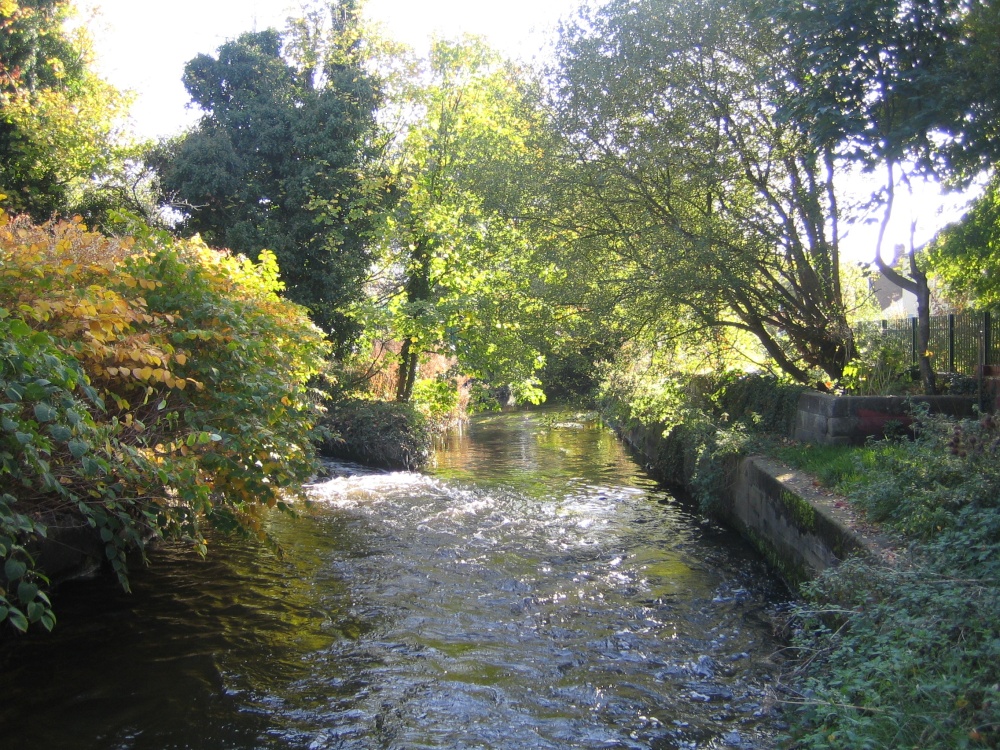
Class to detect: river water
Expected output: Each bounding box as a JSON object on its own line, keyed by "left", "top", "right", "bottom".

{"left": 0, "top": 410, "right": 788, "bottom": 749}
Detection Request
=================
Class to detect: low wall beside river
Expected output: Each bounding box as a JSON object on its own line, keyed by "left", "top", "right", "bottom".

{"left": 723, "top": 456, "right": 890, "bottom": 586}
{"left": 793, "top": 391, "right": 977, "bottom": 445}
{"left": 617, "top": 420, "right": 892, "bottom": 587}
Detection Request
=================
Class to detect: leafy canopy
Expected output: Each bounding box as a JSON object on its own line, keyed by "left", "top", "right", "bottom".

{"left": 0, "top": 0, "right": 129, "bottom": 220}
{"left": 157, "top": 2, "right": 386, "bottom": 347}
{"left": 370, "top": 37, "right": 556, "bottom": 403}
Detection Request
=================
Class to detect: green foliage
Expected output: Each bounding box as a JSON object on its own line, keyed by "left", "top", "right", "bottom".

{"left": 551, "top": 0, "right": 853, "bottom": 384}
{"left": 774, "top": 442, "right": 885, "bottom": 491}
{"left": 840, "top": 328, "right": 915, "bottom": 396}
{"left": 0, "top": 210, "right": 329, "bottom": 632}
{"left": 789, "top": 558, "right": 1000, "bottom": 749}
{"left": 598, "top": 358, "right": 804, "bottom": 513}
{"left": 0, "top": 0, "right": 130, "bottom": 220}
{"left": 713, "top": 372, "right": 808, "bottom": 435}
{"left": 156, "top": 4, "right": 386, "bottom": 347}
{"left": 929, "top": 173, "right": 1000, "bottom": 311}
{"left": 370, "top": 37, "right": 556, "bottom": 403}
{"left": 315, "top": 398, "right": 430, "bottom": 470}
{"left": 784, "top": 413, "right": 1000, "bottom": 748}
{"left": 410, "top": 376, "right": 459, "bottom": 422}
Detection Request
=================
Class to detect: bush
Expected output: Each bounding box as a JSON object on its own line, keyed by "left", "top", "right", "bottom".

{"left": 315, "top": 398, "right": 430, "bottom": 470}
{"left": 0, "top": 211, "right": 329, "bottom": 632}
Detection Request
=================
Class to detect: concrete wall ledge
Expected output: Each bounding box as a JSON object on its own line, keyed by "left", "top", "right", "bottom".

{"left": 724, "top": 456, "right": 897, "bottom": 586}
{"left": 613, "top": 412, "right": 898, "bottom": 587}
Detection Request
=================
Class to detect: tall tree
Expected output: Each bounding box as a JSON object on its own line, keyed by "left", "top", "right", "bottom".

{"left": 0, "top": 0, "right": 127, "bottom": 220}
{"left": 157, "top": 1, "right": 384, "bottom": 347}
{"left": 550, "top": 0, "right": 853, "bottom": 385}
{"left": 374, "top": 38, "right": 554, "bottom": 403}
{"left": 775, "top": 0, "right": 994, "bottom": 393}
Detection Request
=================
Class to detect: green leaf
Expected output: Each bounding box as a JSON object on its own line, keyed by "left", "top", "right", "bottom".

{"left": 48, "top": 424, "right": 72, "bottom": 442}
{"left": 99, "top": 527, "right": 113, "bottom": 542}
{"left": 33, "top": 403, "right": 57, "bottom": 422}
{"left": 8, "top": 607, "right": 28, "bottom": 632}
{"left": 1, "top": 416, "right": 16, "bottom": 433}
{"left": 68, "top": 439, "right": 89, "bottom": 458}
{"left": 4, "top": 558, "right": 27, "bottom": 581}
{"left": 23, "top": 382, "right": 49, "bottom": 400}
{"left": 26, "top": 601, "right": 44, "bottom": 622}
{"left": 17, "top": 581, "right": 38, "bottom": 605}
{"left": 7, "top": 319, "right": 31, "bottom": 337}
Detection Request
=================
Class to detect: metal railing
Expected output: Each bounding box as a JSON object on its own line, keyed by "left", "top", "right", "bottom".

{"left": 854, "top": 311, "right": 999, "bottom": 376}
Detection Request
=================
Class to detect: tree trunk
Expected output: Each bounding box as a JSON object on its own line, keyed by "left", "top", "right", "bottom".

{"left": 872, "top": 164, "right": 937, "bottom": 395}
{"left": 395, "top": 338, "right": 419, "bottom": 402}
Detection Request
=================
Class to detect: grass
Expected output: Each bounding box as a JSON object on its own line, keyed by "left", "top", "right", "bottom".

{"left": 772, "top": 440, "right": 915, "bottom": 497}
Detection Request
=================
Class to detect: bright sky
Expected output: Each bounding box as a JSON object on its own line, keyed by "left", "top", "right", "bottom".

{"left": 80, "top": 0, "right": 582, "bottom": 141}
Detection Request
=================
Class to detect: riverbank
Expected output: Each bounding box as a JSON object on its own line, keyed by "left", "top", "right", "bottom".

{"left": 600, "top": 375, "right": 1000, "bottom": 748}
{"left": 314, "top": 397, "right": 433, "bottom": 470}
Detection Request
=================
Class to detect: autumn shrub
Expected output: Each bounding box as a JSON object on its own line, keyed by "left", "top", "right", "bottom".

{"left": 0, "top": 210, "right": 329, "bottom": 632}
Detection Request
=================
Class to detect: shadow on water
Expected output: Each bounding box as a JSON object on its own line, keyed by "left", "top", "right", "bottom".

{"left": 0, "top": 408, "right": 789, "bottom": 749}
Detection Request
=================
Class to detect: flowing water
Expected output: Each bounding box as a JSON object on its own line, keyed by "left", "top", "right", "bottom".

{"left": 0, "top": 410, "right": 789, "bottom": 749}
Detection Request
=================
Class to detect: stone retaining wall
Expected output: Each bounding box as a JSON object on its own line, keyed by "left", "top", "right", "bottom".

{"left": 793, "top": 391, "right": 977, "bottom": 445}
{"left": 618, "top": 418, "right": 894, "bottom": 587}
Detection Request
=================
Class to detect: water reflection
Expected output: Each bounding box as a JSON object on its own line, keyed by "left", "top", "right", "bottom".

{"left": 0, "top": 409, "right": 787, "bottom": 749}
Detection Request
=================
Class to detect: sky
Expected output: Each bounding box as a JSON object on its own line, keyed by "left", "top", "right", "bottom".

{"left": 79, "top": 0, "right": 583, "bottom": 141}
{"left": 77, "top": 0, "right": 975, "bottom": 264}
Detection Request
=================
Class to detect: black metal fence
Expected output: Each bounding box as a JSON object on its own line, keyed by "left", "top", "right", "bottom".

{"left": 854, "top": 311, "right": 999, "bottom": 376}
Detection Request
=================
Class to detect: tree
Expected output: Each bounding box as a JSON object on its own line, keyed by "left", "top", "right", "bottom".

{"left": 0, "top": 0, "right": 128, "bottom": 220}
{"left": 929, "top": 173, "right": 1000, "bottom": 310}
{"left": 550, "top": 0, "right": 853, "bottom": 385}
{"left": 156, "top": 2, "right": 385, "bottom": 348}
{"left": 373, "top": 38, "right": 554, "bottom": 402}
{"left": 776, "top": 0, "right": 1000, "bottom": 392}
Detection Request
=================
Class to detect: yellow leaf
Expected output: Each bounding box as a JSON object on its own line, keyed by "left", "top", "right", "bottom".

{"left": 174, "top": 353, "right": 188, "bottom": 366}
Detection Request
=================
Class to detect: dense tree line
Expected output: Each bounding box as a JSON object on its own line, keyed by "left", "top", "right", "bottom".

{"left": 5, "top": 0, "right": 997, "bottom": 397}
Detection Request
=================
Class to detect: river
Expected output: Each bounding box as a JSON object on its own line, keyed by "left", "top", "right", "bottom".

{"left": 0, "top": 409, "right": 789, "bottom": 749}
